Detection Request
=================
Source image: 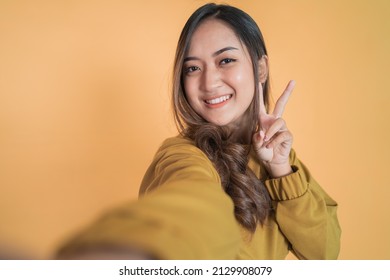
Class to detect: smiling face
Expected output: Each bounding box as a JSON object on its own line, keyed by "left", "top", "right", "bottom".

{"left": 182, "top": 19, "right": 256, "bottom": 127}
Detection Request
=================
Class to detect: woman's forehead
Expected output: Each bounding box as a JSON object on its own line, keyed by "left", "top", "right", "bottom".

{"left": 186, "top": 19, "right": 248, "bottom": 58}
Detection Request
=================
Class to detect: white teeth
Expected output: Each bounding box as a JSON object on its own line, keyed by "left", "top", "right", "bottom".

{"left": 205, "top": 95, "right": 232, "bottom": 105}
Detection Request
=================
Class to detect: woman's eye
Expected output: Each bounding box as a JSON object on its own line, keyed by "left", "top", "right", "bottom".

{"left": 185, "top": 66, "right": 200, "bottom": 74}
{"left": 220, "top": 58, "right": 236, "bottom": 65}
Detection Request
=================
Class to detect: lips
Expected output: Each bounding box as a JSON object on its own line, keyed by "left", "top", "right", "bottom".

{"left": 204, "top": 94, "right": 232, "bottom": 105}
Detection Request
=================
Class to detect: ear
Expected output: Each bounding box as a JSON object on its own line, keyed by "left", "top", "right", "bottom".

{"left": 258, "top": 55, "right": 268, "bottom": 83}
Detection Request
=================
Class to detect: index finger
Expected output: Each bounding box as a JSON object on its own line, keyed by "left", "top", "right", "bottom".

{"left": 273, "top": 80, "right": 296, "bottom": 118}
{"left": 258, "top": 82, "right": 267, "bottom": 115}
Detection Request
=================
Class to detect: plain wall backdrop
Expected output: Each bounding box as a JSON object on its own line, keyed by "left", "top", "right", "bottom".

{"left": 0, "top": 0, "right": 389, "bottom": 259}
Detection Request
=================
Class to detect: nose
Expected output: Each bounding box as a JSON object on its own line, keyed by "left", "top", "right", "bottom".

{"left": 200, "top": 65, "right": 221, "bottom": 93}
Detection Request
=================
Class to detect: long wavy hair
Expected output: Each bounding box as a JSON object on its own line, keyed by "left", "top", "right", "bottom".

{"left": 172, "top": 3, "right": 271, "bottom": 232}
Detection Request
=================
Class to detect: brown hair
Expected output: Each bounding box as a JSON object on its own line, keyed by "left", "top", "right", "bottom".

{"left": 172, "top": 3, "right": 271, "bottom": 232}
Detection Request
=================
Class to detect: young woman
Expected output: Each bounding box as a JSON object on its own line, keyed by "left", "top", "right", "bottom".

{"left": 57, "top": 3, "right": 341, "bottom": 260}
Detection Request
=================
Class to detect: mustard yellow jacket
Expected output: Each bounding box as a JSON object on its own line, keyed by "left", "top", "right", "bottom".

{"left": 57, "top": 136, "right": 341, "bottom": 259}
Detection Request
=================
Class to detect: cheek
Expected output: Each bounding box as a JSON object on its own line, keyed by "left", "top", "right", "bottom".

{"left": 183, "top": 79, "right": 199, "bottom": 107}
{"left": 183, "top": 79, "right": 193, "bottom": 98}
{"left": 230, "top": 61, "right": 253, "bottom": 82}
{"left": 229, "top": 68, "right": 255, "bottom": 96}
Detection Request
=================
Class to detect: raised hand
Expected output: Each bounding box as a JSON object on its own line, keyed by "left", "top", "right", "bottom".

{"left": 252, "top": 80, "right": 295, "bottom": 178}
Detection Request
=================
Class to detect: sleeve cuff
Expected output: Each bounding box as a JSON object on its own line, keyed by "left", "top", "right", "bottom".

{"left": 264, "top": 165, "right": 308, "bottom": 201}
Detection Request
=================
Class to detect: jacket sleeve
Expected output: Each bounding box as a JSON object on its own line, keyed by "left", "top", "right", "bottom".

{"left": 263, "top": 149, "right": 341, "bottom": 259}
{"left": 56, "top": 139, "right": 241, "bottom": 260}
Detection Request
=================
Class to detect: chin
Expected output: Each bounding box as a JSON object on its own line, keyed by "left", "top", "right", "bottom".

{"left": 203, "top": 112, "right": 241, "bottom": 127}
{"left": 207, "top": 119, "right": 232, "bottom": 127}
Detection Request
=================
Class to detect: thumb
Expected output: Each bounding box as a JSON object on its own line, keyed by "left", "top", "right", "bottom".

{"left": 253, "top": 130, "right": 265, "bottom": 151}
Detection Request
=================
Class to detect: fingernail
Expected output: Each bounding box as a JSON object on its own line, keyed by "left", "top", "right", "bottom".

{"left": 259, "top": 130, "right": 265, "bottom": 139}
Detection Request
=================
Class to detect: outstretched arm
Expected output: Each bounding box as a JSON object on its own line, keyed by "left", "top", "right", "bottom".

{"left": 56, "top": 140, "right": 242, "bottom": 260}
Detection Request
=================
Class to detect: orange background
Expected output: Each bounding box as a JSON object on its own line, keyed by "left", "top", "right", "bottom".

{"left": 1, "top": 0, "right": 389, "bottom": 259}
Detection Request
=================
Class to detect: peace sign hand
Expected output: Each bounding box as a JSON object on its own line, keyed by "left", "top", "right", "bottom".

{"left": 252, "top": 80, "right": 295, "bottom": 178}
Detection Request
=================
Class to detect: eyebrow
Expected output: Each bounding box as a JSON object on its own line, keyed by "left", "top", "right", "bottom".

{"left": 184, "top": 46, "right": 239, "bottom": 62}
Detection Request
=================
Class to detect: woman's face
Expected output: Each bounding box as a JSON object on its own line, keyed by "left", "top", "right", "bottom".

{"left": 183, "top": 19, "right": 255, "bottom": 127}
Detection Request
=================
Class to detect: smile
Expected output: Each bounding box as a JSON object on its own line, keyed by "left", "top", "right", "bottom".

{"left": 204, "top": 94, "right": 232, "bottom": 105}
